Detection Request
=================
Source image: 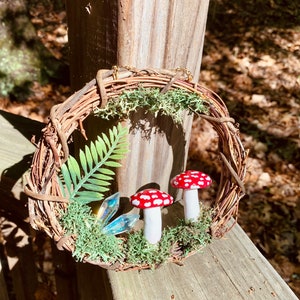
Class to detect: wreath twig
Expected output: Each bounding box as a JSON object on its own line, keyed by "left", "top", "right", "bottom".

{"left": 25, "top": 67, "right": 248, "bottom": 270}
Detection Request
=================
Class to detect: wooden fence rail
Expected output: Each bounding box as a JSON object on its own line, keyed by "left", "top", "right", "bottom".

{"left": 0, "top": 110, "right": 298, "bottom": 299}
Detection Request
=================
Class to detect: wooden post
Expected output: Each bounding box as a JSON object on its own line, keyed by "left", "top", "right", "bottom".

{"left": 117, "top": 0, "right": 209, "bottom": 80}
{"left": 66, "top": 0, "right": 118, "bottom": 91}
{"left": 64, "top": 1, "right": 210, "bottom": 298}
{"left": 66, "top": 0, "right": 210, "bottom": 196}
{"left": 66, "top": 0, "right": 209, "bottom": 86}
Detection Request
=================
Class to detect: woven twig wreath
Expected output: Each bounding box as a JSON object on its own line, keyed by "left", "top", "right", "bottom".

{"left": 25, "top": 67, "right": 247, "bottom": 271}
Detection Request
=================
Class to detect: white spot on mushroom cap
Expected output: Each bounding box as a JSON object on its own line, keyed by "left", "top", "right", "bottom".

{"left": 184, "top": 179, "right": 192, "bottom": 183}
{"left": 170, "top": 170, "right": 212, "bottom": 189}
{"left": 164, "top": 199, "right": 171, "bottom": 205}
{"left": 131, "top": 199, "right": 140, "bottom": 206}
{"left": 153, "top": 199, "right": 163, "bottom": 205}
{"left": 130, "top": 189, "right": 174, "bottom": 208}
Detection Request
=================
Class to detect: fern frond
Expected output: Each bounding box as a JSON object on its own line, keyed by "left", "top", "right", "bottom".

{"left": 60, "top": 124, "right": 129, "bottom": 204}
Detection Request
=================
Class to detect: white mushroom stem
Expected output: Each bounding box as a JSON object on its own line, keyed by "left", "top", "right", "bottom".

{"left": 183, "top": 188, "right": 200, "bottom": 222}
{"left": 143, "top": 207, "right": 162, "bottom": 244}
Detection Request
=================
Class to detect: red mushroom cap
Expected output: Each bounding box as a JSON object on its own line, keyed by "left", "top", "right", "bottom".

{"left": 130, "top": 189, "right": 174, "bottom": 209}
{"left": 170, "top": 170, "right": 212, "bottom": 189}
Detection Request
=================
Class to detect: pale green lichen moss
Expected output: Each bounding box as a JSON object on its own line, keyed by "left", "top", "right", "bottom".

{"left": 94, "top": 86, "right": 209, "bottom": 124}
{"left": 126, "top": 207, "right": 212, "bottom": 267}
{"left": 60, "top": 201, "right": 124, "bottom": 263}
{"left": 60, "top": 201, "right": 212, "bottom": 267}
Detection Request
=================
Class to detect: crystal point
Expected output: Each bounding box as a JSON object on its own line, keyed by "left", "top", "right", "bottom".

{"left": 102, "top": 213, "right": 139, "bottom": 235}
{"left": 96, "top": 192, "right": 120, "bottom": 226}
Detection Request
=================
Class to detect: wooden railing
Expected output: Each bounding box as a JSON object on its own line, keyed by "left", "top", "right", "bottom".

{"left": 0, "top": 110, "right": 297, "bottom": 300}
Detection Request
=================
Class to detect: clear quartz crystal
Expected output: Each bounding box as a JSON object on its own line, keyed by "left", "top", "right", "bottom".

{"left": 96, "top": 192, "right": 120, "bottom": 226}
{"left": 102, "top": 213, "right": 139, "bottom": 235}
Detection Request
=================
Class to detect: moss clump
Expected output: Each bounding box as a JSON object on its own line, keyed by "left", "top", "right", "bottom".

{"left": 125, "top": 231, "right": 173, "bottom": 267}
{"left": 60, "top": 201, "right": 212, "bottom": 267}
{"left": 94, "top": 87, "right": 209, "bottom": 124}
{"left": 60, "top": 201, "right": 124, "bottom": 263}
{"left": 126, "top": 207, "right": 212, "bottom": 268}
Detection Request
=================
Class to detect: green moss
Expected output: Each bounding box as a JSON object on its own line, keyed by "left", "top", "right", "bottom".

{"left": 60, "top": 201, "right": 124, "bottom": 263}
{"left": 126, "top": 207, "right": 212, "bottom": 268}
{"left": 125, "top": 231, "right": 172, "bottom": 267}
{"left": 60, "top": 201, "right": 212, "bottom": 267}
{"left": 94, "top": 87, "right": 209, "bottom": 124}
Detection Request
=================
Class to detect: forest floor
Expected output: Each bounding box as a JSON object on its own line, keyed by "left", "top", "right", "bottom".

{"left": 198, "top": 2, "right": 300, "bottom": 296}
{"left": 0, "top": 0, "right": 299, "bottom": 297}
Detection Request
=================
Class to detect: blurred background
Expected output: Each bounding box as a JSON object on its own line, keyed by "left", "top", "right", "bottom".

{"left": 190, "top": 0, "right": 300, "bottom": 296}
{"left": 0, "top": 0, "right": 299, "bottom": 297}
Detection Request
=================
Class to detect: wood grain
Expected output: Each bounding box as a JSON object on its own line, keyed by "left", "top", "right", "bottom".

{"left": 108, "top": 224, "right": 298, "bottom": 300}
{"left": 118, "top": 0, "right": 210, "bottom": 81}
{"left": 0, "top": 112, "right": 297, "bottom": 299}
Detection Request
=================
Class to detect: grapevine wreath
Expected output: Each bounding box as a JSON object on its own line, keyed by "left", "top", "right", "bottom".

{"left": 25, "top": 67, "right": 248, "bottom": 271}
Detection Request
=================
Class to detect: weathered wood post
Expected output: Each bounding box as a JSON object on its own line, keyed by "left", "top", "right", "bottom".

{"left": 63, "top": 1, "right": 210, "bottom": 298}
{"left": 66, "top": 0, "right": 209, "bottom": 197}
{"left": 66, "top": 1, "right": 209, "bottom": 88}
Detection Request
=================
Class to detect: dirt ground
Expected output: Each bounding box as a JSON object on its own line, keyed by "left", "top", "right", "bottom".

{"left": 197, "top": 1, "right": 300, "bottom": 295}
{"left": 0, "top": 0, "right": 299, "bottom": 297}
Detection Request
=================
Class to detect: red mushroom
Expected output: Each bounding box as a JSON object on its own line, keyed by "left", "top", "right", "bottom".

{"left": 130, "top": 189, "right": 174, "bottom": 244}
{"left": 171, "top": 170, "right": 212, "bottom": 222}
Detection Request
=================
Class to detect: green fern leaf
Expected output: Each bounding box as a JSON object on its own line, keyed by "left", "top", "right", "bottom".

{"left": 90, "top": 141, "right": 98, "bottom": 164}
{"left": 91, "top": 173, "right": 113, "bottom": 181}
{"left": 109, "top": 127, "right": 115, "bottom": 142}
{"left": 98, "top": 168, "right": 115, "bottom": 175}
{"left": 104, "top": 161, "right": 122, "bottom": 168}
{"left": 102, "top": 133, "right": 111, "bottom": 147}
{"left": 109, "top": 154, "right": 125, "bottom": 160}
{"left": 60, "top": 124, "right": 129, "bottom": 204}
{"left": 79, "top": 149, "right": 88, "bottom": 174}
{"left": 67, "top": 156, "right": 81, "bottom": 185}
{"left": 95, "top": 139, "right": 105, "bottom": 159}
{"left": 85, "top": 145, "right": 93, "bottom": 171}
{"left": 61, "top": 164, "right": 72, "bottom": 195}
{"left": 57, "top": 176, "right": 67, "bottom": 198}
{"left": 86, "top": 178, "right": 111, "bottom": 186}
{"left": 81, "top": 183, "right": 109, "bottom": 192}
{"left": 75, "top": 191, "right": 105, "bottom": 204}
